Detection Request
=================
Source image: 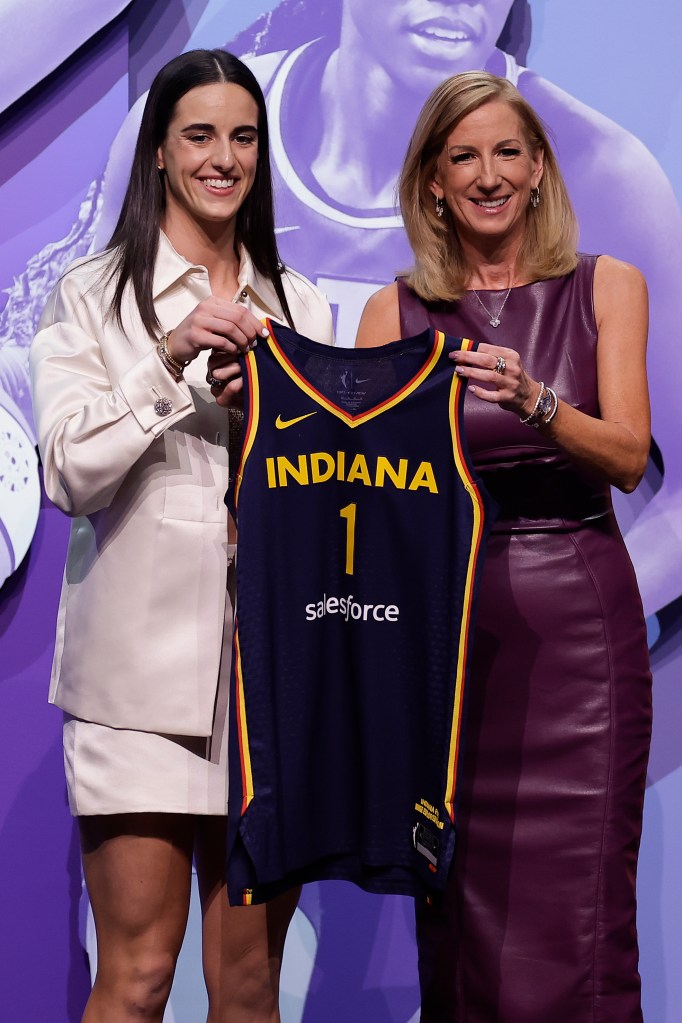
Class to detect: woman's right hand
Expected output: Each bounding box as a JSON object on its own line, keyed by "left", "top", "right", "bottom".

{"left": 165, "top": 296, "right": 269, "bottom": 365}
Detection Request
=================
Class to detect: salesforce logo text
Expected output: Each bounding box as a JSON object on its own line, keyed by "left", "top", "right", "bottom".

{"left": 305, "top": 593, "right": 400, "bottom": 623}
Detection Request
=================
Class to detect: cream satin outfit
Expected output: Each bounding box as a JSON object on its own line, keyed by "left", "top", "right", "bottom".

{"left": 30, "top": 233, "right": 333, "bottom": 814}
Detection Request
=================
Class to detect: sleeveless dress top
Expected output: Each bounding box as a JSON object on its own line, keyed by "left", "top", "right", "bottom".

{"left": 399, "top": 256, "right": 652, "bottom": 1023}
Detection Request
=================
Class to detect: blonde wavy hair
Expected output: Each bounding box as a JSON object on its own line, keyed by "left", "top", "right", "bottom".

{"left": 399, "top": 71, "right": 578, "bottom": 301}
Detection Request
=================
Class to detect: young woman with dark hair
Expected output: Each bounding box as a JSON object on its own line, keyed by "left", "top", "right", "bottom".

{"left": 107, "top": 48, "right": 295, "bottom": 341}
{"left": 30, "top": 48, "right": 332, "bottom": 1023}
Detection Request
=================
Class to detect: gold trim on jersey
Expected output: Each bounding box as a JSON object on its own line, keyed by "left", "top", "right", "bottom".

{"left": 444, "top": 337, "right": 486, "bottom": 824}
{"left": 265, "top": 320, "right": 446, "bottom": 427}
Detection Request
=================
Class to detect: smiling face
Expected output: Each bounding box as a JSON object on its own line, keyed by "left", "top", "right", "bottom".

{"left": 342, "top": 0, "right": 515, "bottom": 89}
{"left": 156, "top": 81, "right": 259, "bottom": 236}
{"left": 430, "top": 99, "right": 543, "bottom": 252}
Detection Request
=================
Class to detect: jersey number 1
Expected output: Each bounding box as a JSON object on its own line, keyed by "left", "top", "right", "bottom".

{"left": 339, "top": 503, "right": 357, "bottom": 575}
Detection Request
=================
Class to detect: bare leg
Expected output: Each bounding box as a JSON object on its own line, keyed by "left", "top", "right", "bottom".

{"left": 195, "top": 816, "right": 300, "bottom": 1023}
{"left": 80, "top": 813, "right": 194, "bottom": 1023}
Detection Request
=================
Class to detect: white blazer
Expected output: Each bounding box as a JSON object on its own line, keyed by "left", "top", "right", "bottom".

{"left": 30, "top": 233, "right": 333, "bottom": 735}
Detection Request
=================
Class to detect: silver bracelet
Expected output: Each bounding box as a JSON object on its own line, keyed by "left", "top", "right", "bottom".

{"left": 540, "top": 386, "right": 559, "bottom": 426}
{"left": 519, "top": 382, "right": 546, "bottom": 426}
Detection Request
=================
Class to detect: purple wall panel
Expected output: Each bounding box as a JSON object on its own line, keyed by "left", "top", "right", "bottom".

{"left": 0, "top": 493, "right": 88, "bottom": 1020}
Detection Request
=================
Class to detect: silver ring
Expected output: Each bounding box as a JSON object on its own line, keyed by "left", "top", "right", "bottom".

{"left": 494, "top": 356, "right": 506, "bottom": 375}
{"left": 207, "top": 374, "right": 224, "bottom": 388}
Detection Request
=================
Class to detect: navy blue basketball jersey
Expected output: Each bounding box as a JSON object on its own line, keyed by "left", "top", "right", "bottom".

{"left": 226, "top": 322, "right": 491, "bottom": 905}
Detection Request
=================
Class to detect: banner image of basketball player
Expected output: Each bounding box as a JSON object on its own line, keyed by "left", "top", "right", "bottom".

{"left": 0, "top": 2, "right": 681, "bottom": 1021}
{"left": 0, "top": 0, "right": 133, "bottom": 592}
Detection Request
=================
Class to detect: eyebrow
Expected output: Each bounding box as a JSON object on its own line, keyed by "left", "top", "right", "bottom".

{"left": 447, "top": 137, "right": 522, "bottom": 151}
{"left": 180, "top": 122, "right": 259, "bottom": 133}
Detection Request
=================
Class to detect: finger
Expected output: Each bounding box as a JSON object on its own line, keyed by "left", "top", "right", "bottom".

{"left": 202, "top": 317, "right": 253, "bottom": 353}
{"left": 458, "top": 353, "right": 507, "bottom": 375}
{"left": 212, "top": 329, "right": 266, "bottom": 354}
{"left": 208, "top": 361, "right": 242, "bottom": 387}
{"left": 213, "top": 307, "right": 269, "bottom": 345}
{"left": 476, "top": 342, "right": 513, "bottom": 356}
{"left": 467, "top": 384, "right": 504, "bottom": 404}
{"left": 208, "top": 364, "right": 242, "bottom": 388}
{"left": 454, "top": 364, "right": 500, "bottom": 382}
{"left": 450, "top": 349, "right": 494, "bottom": 368}
{"left": 207, "top": 351, "right": 240, "bottom": 373}
{"left": 215, "top": 377, "right": 244, "bottom": 408}
{"left": 216, "top": 361, "right": 242, "bottom": 379}
{"left": 177, "top": 322, "right": 245, "bottom": 356}
{"left": 450, "top": 352, "right": 479, "bottom": 371}
{"left": 196, "top": 309, "right": 266, "bottom": 352}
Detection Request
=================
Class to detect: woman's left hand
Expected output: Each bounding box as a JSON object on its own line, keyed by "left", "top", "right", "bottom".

{"left": 450, "top": 342, "right": 541, "bottom": 419}
{"left": 206, "top": 349, "right": 244, "bottom": 408}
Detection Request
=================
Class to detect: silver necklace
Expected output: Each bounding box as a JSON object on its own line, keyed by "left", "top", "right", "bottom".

{"left": 471, "top": 286, "right": 512, "bottom": 327}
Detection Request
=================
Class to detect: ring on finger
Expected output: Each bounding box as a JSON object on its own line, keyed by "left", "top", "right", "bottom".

{"left": 494, "top": 356, "right": 506, "bottom": 375}
{"left": 207, "top": 373, "right": 224, "bottom": 388}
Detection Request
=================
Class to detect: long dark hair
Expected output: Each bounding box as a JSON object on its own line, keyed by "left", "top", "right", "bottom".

{"left": 108, "top": 49, "right": 293, "bottom": 338}
{"left": 229, "top": 0, "right": 532, "bottom": 64}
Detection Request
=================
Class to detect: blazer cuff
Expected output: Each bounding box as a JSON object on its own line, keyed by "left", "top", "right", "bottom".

{"left": 119, "top": 347, "right": 195, "bottom": 434}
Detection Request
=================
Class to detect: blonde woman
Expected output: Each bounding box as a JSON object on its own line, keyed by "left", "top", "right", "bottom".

{"left": 357, "top": 71, "right": 651, "bottom": 1023}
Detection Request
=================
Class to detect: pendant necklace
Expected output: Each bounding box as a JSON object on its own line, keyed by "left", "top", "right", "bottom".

{"left": 471, "top": 285, "right": 513, "bottom": 327}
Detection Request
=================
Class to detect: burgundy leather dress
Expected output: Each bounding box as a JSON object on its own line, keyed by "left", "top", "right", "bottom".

{"left": 398, "top": 257, "right": 652, "bottom": 1023}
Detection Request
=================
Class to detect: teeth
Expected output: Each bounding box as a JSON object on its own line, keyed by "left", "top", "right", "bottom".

{"left": 475, "top": 198, "right": 508, "bottom": 208}
{"left": 419, "top": 27, "right": 470, "bottom": 41}
{"left": 204, "top": 178, "right": 234, "bottom": 189}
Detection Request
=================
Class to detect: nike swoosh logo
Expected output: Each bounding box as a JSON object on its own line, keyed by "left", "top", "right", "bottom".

{"left": 275, "top": 411, "right": 318, "bottom": 430}
{"left": 355, "top": 378, "right": 371, "bottom": 384}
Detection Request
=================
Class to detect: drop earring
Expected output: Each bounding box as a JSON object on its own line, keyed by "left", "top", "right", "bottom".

{"left": 530, "top": 186, "right": 541, "bottom": 209}
{"left": 435, "top": 196, "right": 445, "bottom": 218}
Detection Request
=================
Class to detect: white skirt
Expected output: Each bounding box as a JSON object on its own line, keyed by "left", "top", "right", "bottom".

{"left": 63, "top": 547, "right": 235, "bottom": 817}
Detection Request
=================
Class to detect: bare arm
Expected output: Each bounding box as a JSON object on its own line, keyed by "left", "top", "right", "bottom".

{"left": 359, "top": 264, "right": 650, "bottom": 494}
{"left": 355, "top": 283, "right": 401, "bottom": 348}
{"left": 452, "top": 257, "right": 650, "bottom": 493}
{"left": 540, "top": 256, "right": 649, "bottom": 492}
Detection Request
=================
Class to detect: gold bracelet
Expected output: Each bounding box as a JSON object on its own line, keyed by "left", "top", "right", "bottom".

{"left": 157, "top": 331, "right": 188, "bottom": 380}
{"left": 157, "top": 342, "right": 183, "bottom": 380}
{"left": 158, "top": 332, "right": 185, "bottom": 372}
